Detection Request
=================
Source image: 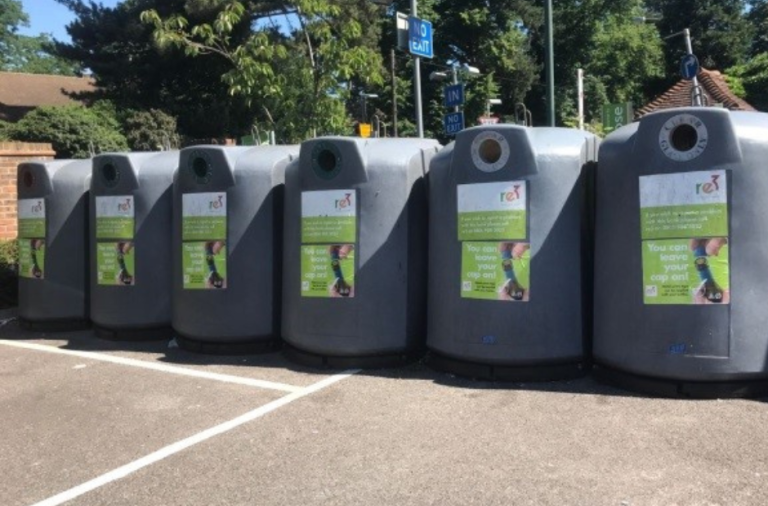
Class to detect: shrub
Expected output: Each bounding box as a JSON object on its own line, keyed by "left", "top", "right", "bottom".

{"left": 123, "top": 109, "right": 180, "bottom": 151}
{"left": 9, "top": 104, "right": 128, "bottom": 159}
{"left": 0, "top": 240, "right": 18, "bottom": 309}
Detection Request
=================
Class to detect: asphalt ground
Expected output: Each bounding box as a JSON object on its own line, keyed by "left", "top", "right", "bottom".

{"left": 2, "top": 308, "right": 768, "bottom": 506}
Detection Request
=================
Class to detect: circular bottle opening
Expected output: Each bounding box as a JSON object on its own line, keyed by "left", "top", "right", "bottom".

{"left": 316, "top": 149, "right": 338, "bottom": 173}
{"left": 22, "top": 170, "right": 34, "bottom": 188}
{"left": 192, "top": 156, "right": 210, "bottom": 180}
{"left": 102, "top": 163, "right": 118, "bottom": 184}
{"left": 478, "top": 138, "right": 503, "bottom": 165}
{"left": 670, "top": 123, "right": 698, "bottom": 152}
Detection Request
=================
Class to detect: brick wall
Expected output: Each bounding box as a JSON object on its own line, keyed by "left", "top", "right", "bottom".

{"left": 0, "top": 142, "right": 56, "bottom": 240}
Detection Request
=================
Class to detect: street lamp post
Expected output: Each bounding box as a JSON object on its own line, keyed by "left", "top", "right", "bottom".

{"left": 545, "top": 0, "right": 555, "bottom": 126}
{"left": 411, "top": 0, "right": 424, "bottom": 138}
{"left": 635, "top": 16, "right": 703, "bottom": 107}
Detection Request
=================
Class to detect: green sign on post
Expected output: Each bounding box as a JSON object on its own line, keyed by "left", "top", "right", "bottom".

{"left": 602, "top": 102, "right": 633, "bottom": 133}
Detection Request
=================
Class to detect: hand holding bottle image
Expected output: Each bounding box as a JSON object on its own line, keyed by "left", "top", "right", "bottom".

{"left": 30, "top": 239, "right": 45, "bottom": 279}
{"left": 498, "top": 242, "right": 530, "bottom": 301}
{"left": 116, "top": 241, "right": 134, "bottom": 285}
{"left": 328, "top": 244, "right": 354, "bottom": 298}
{"left": 205, "top": 240, "right": 226, "bottom": 289}
{"left": 690, "top": 237, "right": 729, "bottom": 304}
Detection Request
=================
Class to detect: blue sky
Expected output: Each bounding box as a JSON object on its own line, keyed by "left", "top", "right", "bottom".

{"left": 18, "top": 0, "right": 121, "bottom": 41}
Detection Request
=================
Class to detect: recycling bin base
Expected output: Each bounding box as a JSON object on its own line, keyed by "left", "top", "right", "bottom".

{"left": 283, "top": 343, "right": 423, "bottom": 370}
{"left": 426, "top": 351, "right": 587, "bottom": 382}
{"left": 593, "top": 363, "right": 768, "bottom": 399}
{"left": 175, "top": 334, "right": 282, "bottom": 355}
{"left": 20, "top": 318, "right": 91, "bottom": 333}
{"left": 94, "top": 324, "right": 172, "bottom": 342}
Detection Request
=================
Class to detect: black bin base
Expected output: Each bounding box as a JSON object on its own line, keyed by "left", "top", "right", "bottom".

{"left": 426, "top": 351, "right": 587, "bottom": 382}
{"left": 20, "top": 318, "right": 91, "bottom": 333}
{"left": 94, "top": 324, "right": 172, "bottom": 342}
{"left": 593, "top": 363, "right": 768, "bottom": 399}
{"left": 283, "top": 343, "right": 423, "bottom": 370}
{"left": 175, "top": 334, "right": 282, "bottom": 355}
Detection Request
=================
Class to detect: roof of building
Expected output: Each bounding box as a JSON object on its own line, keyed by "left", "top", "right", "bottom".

{"left": 0, "top": 72, "right": 96, "bottom": 121}
{"left": 636, "top": 68, "right": 756, "bottom": 118}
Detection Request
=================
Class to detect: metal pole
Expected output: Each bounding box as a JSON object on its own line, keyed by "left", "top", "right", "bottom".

{"left": 545, "top": 0, "right": 555, "bottom": 126}
{"left": 684, "top": 28, "right": 702, "bottom": 106}
{"left": 577, "top": 68, "right": 584, "bottom": 130}
{"left": 391, "top": 48, "right": 398, "bottom": 137}
{"left": 411, "top": 0, "right": 424, "bottom": 137}
{"left": 452, "top": 66, "right": 459, "bottom": 113}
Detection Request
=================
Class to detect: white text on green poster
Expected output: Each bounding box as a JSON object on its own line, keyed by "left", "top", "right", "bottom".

{"left": 301, "top": 216, "right": 356, "bottom": 244}
{"left": 641, "top": 204, "right": 728, "bottom": 240}
{"left": 301, "top": 190, "right": 357, "bottom": 244}
{"left": 182, "top": 242, "right": 227, "bottom": 289}
{"left": 458, "top": 211, "right": 526, "bottom": 242}
{"left": 461, "top": 241, "right": 530, "bottom": 301}
{"left": 95, "top": 196, "right": 135, "bottom": 239}
{"left": 457, "top": 181, "right": 527, "bottom": 241}
{"left": 18, "top": 199, "right": 46, "bottom": 238}
{"left": 300, "top": 245, "right": 355, "bottom": 298}
{"left": 18, "top": 239, "right": 45, "bottom": 279}
{"left": 97, "top": 242, "right": 135, "bottom": 286}
{"left": 182, "top": 193, "right": 227, "bottom": 241}
{"left": 642, "top": 239, "right": 729, "bottom": 304}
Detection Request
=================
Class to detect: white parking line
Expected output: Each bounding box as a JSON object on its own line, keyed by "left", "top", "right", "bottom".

{"left": 28, "top": 370, "right": 358, "bottom": 506}
{"left": 0, "top": 340, "right": 302, "bottom": 393}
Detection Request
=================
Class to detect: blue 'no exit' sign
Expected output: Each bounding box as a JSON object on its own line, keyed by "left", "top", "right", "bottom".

{"left": 408, "top": 16, "right": 433, "bottom": 59}
{"left": 444, "top": 111, "right": 464, "bottom": 135}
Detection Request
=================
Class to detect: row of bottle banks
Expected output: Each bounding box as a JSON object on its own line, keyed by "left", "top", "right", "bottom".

{"left": 13, "top": 106, "right": 768, "bottom": 398}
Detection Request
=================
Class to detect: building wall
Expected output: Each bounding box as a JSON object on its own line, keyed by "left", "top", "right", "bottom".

{"left": 0, "top": 142, "right": 56, "bottom": 240}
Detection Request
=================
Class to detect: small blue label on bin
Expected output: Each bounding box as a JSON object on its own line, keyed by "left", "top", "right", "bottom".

{"left": 482, "top": 335, "right": 497, "bottom": 345}
{"left": 669, "top": 343, "right": 687, "bottom": 354}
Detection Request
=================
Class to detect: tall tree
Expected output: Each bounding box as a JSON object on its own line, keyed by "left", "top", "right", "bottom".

{"left": 53, "top": 0, "right": 257, "bottom": 140}
{"left": 748, "top": 0, "right": 768, "bottom": 56}
{"left": 644, "top": 0, "right": 753, "bottom": 75}
{"left": 0, "top": 0, "right": 77, "bottom": 74}
{"left": 142, "top": 0, "right": 385, "bottom": 143}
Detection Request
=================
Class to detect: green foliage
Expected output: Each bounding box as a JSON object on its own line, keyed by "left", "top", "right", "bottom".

{"left": 0, "top": 240, "right": 18, "bottom": 309}
{"left": 0, "top": 119, "right": 11, "bottom": 140}
{"left": 749, "top": 0, "right": 768, "bottom": 56}
{"left": 9, "top": 105, "right": 128, "bottom": 159}
{"left": 0, "top": 0, "right": 78, "bottom": 74}
{"left": 727, "top": 53, "right": 768, "bottom": 111}
{"left": 53, "top": 0, "right": 256, "bottom": 139}
{"left": 142, "top": 0, "right": 385, "bottom": 142}
{"left": 645, "top": 0, "right": 753, "bottom": 80}
{"left": 123, "top": 109, "right": 180, "bottom": 151}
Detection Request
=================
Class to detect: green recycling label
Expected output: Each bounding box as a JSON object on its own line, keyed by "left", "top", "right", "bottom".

{"left": 640, "top": 170, "right": 730, "bottom": 305}
{"left": 17, "top": 199, "right": 46, "bottom": 239}
{"left": 182, "top": 242, "right": 228, "bottom": 289}
{"left": 457, "top": 182, "right": 527, "bottom": 241}
{"left": 95, "top": 196, "right": 135, "bottom": 239}
{"left": 18, "top": 199, "right": 47, "bottom": 280}
{"left": 182, "top": 193, "right": 228, "bottom": 290}
{"left": 182, "top": 193, "right": 227, "bottom": 241}
{"left": 301, "top": 190, "right": 356, "bottom": 244}
{"left": 461, "top": 241, "right": 530, "bottom": 301}
{"left": 18, "top": 238, "right": 46, "bottom": 280}
{"left": 97, "top": 242, "right": 136, "bottom": 286}
{"left": 300, "top": 244, "right": 356, "bottom": 298}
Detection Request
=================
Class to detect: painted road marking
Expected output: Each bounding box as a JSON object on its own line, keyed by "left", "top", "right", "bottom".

{"left": 0, "top": 339, "right": 301, "bottom": 393}
{"left": 28, "top": 370, "right": 358, "bottom": 506}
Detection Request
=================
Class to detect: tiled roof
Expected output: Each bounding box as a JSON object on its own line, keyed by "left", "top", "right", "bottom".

{"left": 0, "top": 72, "right": 96, "bottom": 122}
{"left": 635, "top": 68, "right": 756, "bottom": 119}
